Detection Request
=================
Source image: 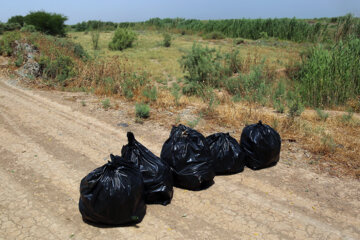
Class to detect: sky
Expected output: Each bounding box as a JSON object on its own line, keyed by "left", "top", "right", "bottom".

{"left": 1, "top": 0, "right": 360, "bottom": 24}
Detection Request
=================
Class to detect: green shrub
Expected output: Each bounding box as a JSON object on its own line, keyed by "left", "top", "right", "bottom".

{"left": 180, "top": 43, "right": 223, "bottom": 87}
{"left": 14, "top": 54, "right": 23, "bottom": 67}
{"left": 20, "top": 24, "right": 36, "bottom": 32}
{"left": 39, "top": 55, "right": 75, "bottom": 82}
{"left": 24, "top": 11, "right": 67, "bottom": 36}
{"left": 4, "top": 23, "right": 21, "bottom": 31}
{"left": 72, "top": 43, "right": 89, "bottom": 60}
{"left": 102, "top": 98, "right": 111, "bottom": 110}
{"left": 108, "top": 28, "right": 137, "bottom": 51}
{"left": 163, "top": 33, "right": 171, "bottom": 47}
{"left": 135, "top": 103, "right": 150, "bottom": 118}
{"left": 0, "top": 31, "right": 21, "bottom": 56}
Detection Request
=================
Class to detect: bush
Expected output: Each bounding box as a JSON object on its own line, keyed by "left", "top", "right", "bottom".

{"left": 39, "top": 55, "right": 75, "bottom": 82}
{"left": 72, "top": 43, "right": 89, "bottom": 60}
{"left": 163, "top": 33, "right": 171, "bottom": 47}
{"left": 102, "top": 99, "right": 111, "bottom": 110}
{"left": 20, "top": 24, "right": 36, "bottom": 32}
{"left": 135, "top": 103, "right": 150, "bottom": 118}
{"left": 109, "top": 28, "right": 137, "bottom": 51}
{"left": 4, "top": 23, "right": 21, "bottom": 31}
{"left": 14, "top": 54, "right": 23, "bottom": 67}
{"left": 0, "top": 31, "right": 21, "bottom": 56}
{"left": 24, "top": 11, "right": 67, "bottom": 36}
{"left": 180, "top": 43, "right": 224, "bottom": 87}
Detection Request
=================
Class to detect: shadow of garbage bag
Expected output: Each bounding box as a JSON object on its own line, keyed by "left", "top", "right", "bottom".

{"left": 240, "top": 121, "right": 281, "bottom": 170}
{"left": 161, "top": 124, "right": 215, "bottom": 191}
{"left": 206, "top": 132, "right": 246, "bottom": 175}
{"left": 79, "top": 154, "right": 146, "bottom": 226}
{"left": 122, "top": 132, "right": 174, "bottom": 205}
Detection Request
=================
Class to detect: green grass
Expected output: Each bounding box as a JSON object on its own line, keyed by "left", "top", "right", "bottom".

{"left": 101, "top": 98, "right": 111, "bottom": 110}
{"left": 135, "top": 103, "right": 150, "bottom": 118}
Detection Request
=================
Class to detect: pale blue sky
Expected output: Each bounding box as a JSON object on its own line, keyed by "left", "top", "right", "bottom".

{"left": 1, "top": 0, "right": 360, "bottom": 24}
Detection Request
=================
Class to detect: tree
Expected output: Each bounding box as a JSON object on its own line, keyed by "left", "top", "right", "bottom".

{"left": 24, "top": 11, "right": 67, "bottom": 36}
{"left": 7, "top": 15, "right": 25, "bottom": 27}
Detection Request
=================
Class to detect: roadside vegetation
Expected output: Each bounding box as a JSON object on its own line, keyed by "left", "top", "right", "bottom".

{"left": 1, "top": 12, "right": 359, "bottom": 178}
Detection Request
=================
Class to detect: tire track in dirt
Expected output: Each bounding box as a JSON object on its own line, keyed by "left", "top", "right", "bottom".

{"left": 1, "top": 79, "right": 359, "bottom": 240}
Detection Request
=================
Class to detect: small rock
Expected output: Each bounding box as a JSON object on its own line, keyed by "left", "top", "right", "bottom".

{"left": 117, "top": 122, "right": 129, "bottom": 127}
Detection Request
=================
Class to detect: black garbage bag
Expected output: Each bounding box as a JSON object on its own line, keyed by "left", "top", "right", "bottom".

{"left": 240, "top": 121, "right": 281, "bottom": 170}
{"left": 121, "top": 132, "right": 173, "bottom": 205}
{"left": 161, "top": 124, "right": 215, "bottom": 190}
{"left": 79, "top": 154, "right": 146, "bottom": 225}
{"left": 206, "top": 132, "right": 246, "bottom": 175}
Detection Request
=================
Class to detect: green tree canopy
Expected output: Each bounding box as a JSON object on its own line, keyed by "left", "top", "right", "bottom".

{"left": 24, "top": 11, "right": 67, "bottom": 36}
{"left": 7, "top": 15, "right": 25, "bottom": 27}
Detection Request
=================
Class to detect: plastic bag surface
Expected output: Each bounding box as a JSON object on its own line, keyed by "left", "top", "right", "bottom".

{"left": 240, "top": 121, "right": 281, "bottom": 170}
{"left": 79, "top": 154, "right": 146, "bottom": 225}
{"left": 121, "top": 132, "right": 173, "bottom": 205}
{"left": 161, "top": 124, "right": 215, "bottom": 190}
{"left": 206, "top": 132, "right": 246, "bottom": 174}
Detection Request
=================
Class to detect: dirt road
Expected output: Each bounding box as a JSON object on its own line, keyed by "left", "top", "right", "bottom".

{"left": 0, "top": 78, "right": 359, "bottom": 240}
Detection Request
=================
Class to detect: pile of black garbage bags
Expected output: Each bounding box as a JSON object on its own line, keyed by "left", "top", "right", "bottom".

{"left": 79, "top": 121, "right": 281, "bottom": 226}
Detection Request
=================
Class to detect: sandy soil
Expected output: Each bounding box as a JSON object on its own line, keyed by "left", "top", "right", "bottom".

{"left": 0, "top": 77, "right": 359, "bottom": 240}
